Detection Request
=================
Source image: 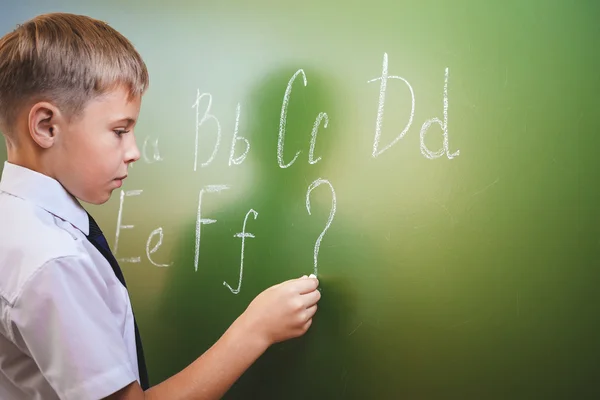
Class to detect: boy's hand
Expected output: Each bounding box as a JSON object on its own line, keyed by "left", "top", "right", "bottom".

{"left": 240, "top": 275, "right": 321, "bottom": 347}
{"left": 106, "top": 275, "right": 320, "bottom": 400}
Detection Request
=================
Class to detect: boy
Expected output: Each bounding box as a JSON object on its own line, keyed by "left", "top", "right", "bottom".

{"left": 0, "top": 12, "right": 321, "bottom": 400}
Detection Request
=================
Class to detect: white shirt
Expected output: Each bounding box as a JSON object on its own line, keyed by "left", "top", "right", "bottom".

{"left": 0, "top": 162, "right": 140, "bottom": 400}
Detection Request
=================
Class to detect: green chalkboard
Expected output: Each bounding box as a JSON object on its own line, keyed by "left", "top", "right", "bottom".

{"left": 2, "top": 1, "right": 600, "bottom": 398}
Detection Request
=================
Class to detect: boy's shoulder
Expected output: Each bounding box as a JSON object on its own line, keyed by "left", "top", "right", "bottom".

{"left": 0, "top": 168, "right": 85, "bottom": 306}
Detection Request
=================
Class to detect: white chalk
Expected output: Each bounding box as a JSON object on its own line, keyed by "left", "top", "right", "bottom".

{"left": 309, "top": 274, "right": 316, "bottom": 279}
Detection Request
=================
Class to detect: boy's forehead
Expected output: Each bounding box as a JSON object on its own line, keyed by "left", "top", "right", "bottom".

{"left": 95, "top": 85, "right": 141, "bottom": 105}
{"left": 86, "top": 87, "right": 141, "bottom": 120}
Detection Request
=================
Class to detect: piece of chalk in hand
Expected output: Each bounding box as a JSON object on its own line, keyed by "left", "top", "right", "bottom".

{"left": 309, "top": 274, "right": 316, "bottom": 279}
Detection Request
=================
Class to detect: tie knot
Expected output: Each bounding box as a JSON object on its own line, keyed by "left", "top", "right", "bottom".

{"left": 87, "top": 212, "right": 103, "bottom": 238}
{"left": 86, "top": 212, "right": 111, "bottom": 256}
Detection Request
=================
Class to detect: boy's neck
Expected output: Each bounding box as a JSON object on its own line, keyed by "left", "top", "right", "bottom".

{"left": 5, "top": 139, "right": 52, "bottom": 178}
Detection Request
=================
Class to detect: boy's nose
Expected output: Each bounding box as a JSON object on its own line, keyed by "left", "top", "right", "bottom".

{"left": 125, "top": 136, "right": 141, "bottom": 164}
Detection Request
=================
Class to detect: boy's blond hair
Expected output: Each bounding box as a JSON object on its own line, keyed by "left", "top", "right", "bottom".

{"left": 0, "top": 13, "right": 149, "bottom": 138}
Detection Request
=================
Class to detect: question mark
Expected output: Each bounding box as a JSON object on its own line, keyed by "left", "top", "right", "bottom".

{"left": 306, "top": 178, "right": 337, "bottom": 276}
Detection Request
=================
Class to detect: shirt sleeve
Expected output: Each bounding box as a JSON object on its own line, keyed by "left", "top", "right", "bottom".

{"left": 8, "top": 255, "right": 138, "bottom": 400}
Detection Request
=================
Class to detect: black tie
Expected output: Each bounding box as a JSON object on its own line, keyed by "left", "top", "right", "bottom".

{"left": 85, "top": 212, "right": 150, "bottom": 390}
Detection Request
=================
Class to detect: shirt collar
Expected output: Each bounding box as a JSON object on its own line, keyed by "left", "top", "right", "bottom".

{"left": 0, "top": 161, "right": 89, "bottom": 235}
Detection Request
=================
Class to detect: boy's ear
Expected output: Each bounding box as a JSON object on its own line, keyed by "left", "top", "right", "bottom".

{"left": 28, "top": 101, "right": 63, "bottom": 149}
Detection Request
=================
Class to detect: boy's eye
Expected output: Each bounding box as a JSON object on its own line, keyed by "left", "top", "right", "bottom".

{"left": 114, "top": 129, "right": 129, "bottom": 136}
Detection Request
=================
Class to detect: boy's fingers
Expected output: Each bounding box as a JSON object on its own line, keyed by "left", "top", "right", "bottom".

{"left": 274, "top": 275, "right": 306, "bottom": 288}
{"left": 294, "top": 276, "right": 319, "bottom": 294}
{"left": 301, "top": 318, "right": 313, "bottom": 333}
{"left": 272, "top": 275, "right": 319, "bottom": 293}
{"left": 305, "top": 304, "right": 318, "bottom": 319}
{"left": 302, "top": 287, "right": 321, "bottom": 307}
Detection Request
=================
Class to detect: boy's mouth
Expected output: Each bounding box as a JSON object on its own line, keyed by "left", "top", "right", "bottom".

{"left": 113, "top": 175, "right": 127, "bottom": 188}
{"left": 114, "top": 176, "right": 126, "bottom": 188}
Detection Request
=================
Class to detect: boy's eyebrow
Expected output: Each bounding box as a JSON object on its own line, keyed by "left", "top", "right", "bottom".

{"left": 113, "top": 117, "right": 136, "bottom": 126}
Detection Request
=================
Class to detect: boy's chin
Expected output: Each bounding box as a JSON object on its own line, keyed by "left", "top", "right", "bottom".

{"left": 95, "top": 191, "right": 115, "bottom": 205}
{"left": 80, "top": 190, "right": 114, "bottom": 206}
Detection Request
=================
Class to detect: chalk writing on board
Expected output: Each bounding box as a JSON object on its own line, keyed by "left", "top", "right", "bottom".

{"left": 142, "top": 137, "right": 164, "bottom": 163}
{"left": 114, "top": 189, "right": 143, "bottom": 263}
{"left": 224, "top": 208, "right": 259, "bottom": 294}
{"left": 195, "top": 184, "right": 230, "bottom": 272}
{"left": 146, "top": 227, "right": 172, "bottom": 267}
{"left": 420, "top": 67, "right": 460, "bottom": 159}
{"left": 113, "top": 189, "right": 171, "bottom": 266}
{"left": 192, "top": 90, "right": 222, "bottom": 170}
{"left": 367, "top": 52, "right": 415, "bottom": 158}
{"left": 309, "top": 112, "right": 329, "bottom": 165}
{"left": 278, "top": 69, "right": 306, "bottom": 168}
{"left": 306, "top": 178, "right": 337, "bottom": 276}
{"left": 229, "top": 102, "right": 250, "bottom": 166}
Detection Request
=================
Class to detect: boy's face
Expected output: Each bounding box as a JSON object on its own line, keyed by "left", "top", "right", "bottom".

{"left": 51, "top": 85, "right": 142, "bottom": 205}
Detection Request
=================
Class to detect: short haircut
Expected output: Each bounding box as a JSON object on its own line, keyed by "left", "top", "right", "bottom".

{"left": 0, "top": 12, "right": 149, "bottom": 136}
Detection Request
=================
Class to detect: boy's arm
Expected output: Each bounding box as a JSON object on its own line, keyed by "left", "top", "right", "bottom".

{"left": 106, "top": 276, "right": 320, "bottom": 400}
{"left": 109, "top": 316, "right": 266, "bottom": 400}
